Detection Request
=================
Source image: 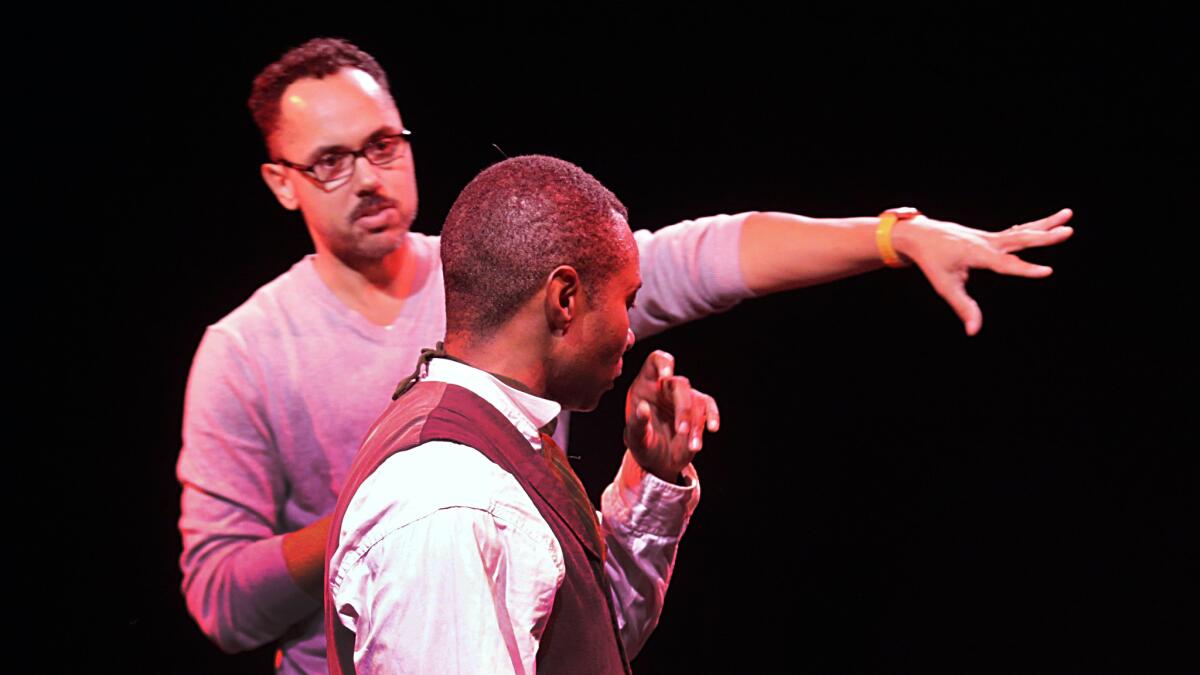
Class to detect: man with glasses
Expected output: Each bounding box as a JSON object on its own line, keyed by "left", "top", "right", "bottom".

{"left": 177, "top": 37, "right": 1073, "bottom": 673}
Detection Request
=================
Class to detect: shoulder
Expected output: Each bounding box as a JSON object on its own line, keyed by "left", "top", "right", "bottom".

{"left": 333, "top": 440, "right": 561, "bottom": 586}
{"left": 212, "top": 256, "right": 318, "bottom": 331}
{"left": 631, "top": 212, "right": 756, "bottom": 245}
{"left": 348, "top": 441, "right": 541, "bottom": 527}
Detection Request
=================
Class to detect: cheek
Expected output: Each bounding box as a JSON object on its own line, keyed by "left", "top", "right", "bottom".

{"left": 609, "top": 314, "right": 631, "bottom": 353}
{"left": 298, "top": 191, "right": 347, "bottom": 224}
{"left": 386, "top": 168, "right": 418, "bottom": 199}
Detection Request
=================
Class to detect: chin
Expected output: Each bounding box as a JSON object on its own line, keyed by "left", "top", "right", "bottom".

{"left": 357, "top": 230, "right": 408, "bottom": 259}
{"left": 570, "top": 387, "right": 612, "bottom": 413}
{"left": 568, "top": 400, "right": 601, "bottom": 413}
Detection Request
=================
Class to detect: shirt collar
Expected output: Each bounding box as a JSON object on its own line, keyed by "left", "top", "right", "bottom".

{"left": 422, "top": 357, "right": 561, "bottom": 449}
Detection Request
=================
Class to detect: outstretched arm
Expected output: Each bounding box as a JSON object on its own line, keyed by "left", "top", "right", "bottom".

{"left": 739, "top": 208, "right": 1074, "bottom": 335}
{"left": 630, "top": 208, "right": 1072, "bottom": 340}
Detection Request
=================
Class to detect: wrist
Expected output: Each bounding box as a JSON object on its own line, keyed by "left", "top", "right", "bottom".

{"left": 645, "top": 459, "right": 684, "bottom": 484}
{"left": 628, "top": 450, "right": 685, "bottom": 485}
{"left": 877, "top": 207, "right": 922, "bottom": 267}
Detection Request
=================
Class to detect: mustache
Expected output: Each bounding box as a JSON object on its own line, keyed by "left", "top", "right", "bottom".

{"left": 350, "top": 194, "right": 398, "bottom": 222}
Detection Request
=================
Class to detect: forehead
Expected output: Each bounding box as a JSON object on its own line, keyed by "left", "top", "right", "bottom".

{"left": 611, "top": 223, "right": 641, "bottom": 289}
{"left": 272, "top": 68, "right": 403, "bottom": 156}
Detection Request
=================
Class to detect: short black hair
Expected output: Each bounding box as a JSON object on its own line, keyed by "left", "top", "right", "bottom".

{"left": 441, "top": 155, "right": 633, "bottom": 336}
{"left": 247, "top": 37, "right": 390, "bottom": 150}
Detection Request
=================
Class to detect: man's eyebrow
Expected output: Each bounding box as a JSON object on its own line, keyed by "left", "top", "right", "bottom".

{"left": 302, "top": 127, "right": 402, "bottom": 163}
{"left": 302, "top": 143, "right": 351, "bottom": 163}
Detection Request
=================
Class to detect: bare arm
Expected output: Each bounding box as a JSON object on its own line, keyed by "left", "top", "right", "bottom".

{"left": 282, "top": 516, "right": 331, "bottom": 598}
{"left": 739, "top": 208, "right": 1075, "bottom": 334}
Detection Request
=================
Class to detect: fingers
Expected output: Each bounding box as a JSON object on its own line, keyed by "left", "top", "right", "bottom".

{"left": 628, "top": 351, "right": 720, "bottom": 462}
{"left": 687, "top": 390, "right": 719, "bottom": 450}
{"left": 992, "top": 226, "right": 1074, "bottom": 253}
{"left": 661, "top": 375, "right": 694, "bottom": 438}
{"left": 916, "top": 208, "right": 1072, "bottom": 337}
{"left": 631, "top": 399, "right": 654, "bottom": 449}
{"left": 675, "top": 382, "right": 721, "bottom": 451}
{"left": 995, "top": 208, "right": 1074, "bottom": 251}
{"left": 704, "top": 394, "right": 720, "bottom": 433}
{"left": 659, "top": 374, "right": 721, "bottom": 451}
{"left": 628, "top": 350, "right": 675, "bottom": 420}
{"left": 980, "top": 249, "right": 1054, "bottom": 278}
{"left": 686, "top": 387, "right": 705, "bottom": 451}
{"left": 927, "top": 247, "right": 1051, "bottom": 336}
{"left": 926, "top": 267, "right": 983, "bottom": 336}
{"left": 638, "top": 350, "right": 675, "bottom": 382}
{"left": 1010, "top": 208, "right": 1074, "bottom": 232}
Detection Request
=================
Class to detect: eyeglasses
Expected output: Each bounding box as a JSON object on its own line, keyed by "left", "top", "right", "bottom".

{"left": 274, "top": 130, "right": 413, "bottom": 188}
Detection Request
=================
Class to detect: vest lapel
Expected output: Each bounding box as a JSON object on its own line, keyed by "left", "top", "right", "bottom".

{"left": 498, "top": 428, "right": 606, "bottom": 562}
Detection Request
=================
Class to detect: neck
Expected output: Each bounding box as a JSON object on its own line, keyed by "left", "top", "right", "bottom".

{"left": 311, "top": 239, "right": 419, "bottom": 325}
{"left": 443, "top": 325, "right": 550, "bottom": 398}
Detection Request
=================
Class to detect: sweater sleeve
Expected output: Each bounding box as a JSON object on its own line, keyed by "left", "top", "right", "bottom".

{"left": 176, "top": 325, "right": 319, "bottom": 652}
{"left": 629, "top": 212, "right": 757, "bottom": 340}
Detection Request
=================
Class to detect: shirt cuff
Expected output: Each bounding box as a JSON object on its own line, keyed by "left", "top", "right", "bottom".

{"left": 602, "top": 450, "right": 701, "bottom": 538}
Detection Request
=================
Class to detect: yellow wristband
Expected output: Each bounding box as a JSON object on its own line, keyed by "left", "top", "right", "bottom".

{"left": 876, "top": 207, "right": 921, "bottom": 268}
{"left": 876, "top": 213, "right": 904, "bottom": 268}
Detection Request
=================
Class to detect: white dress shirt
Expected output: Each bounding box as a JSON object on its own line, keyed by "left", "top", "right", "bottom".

{"left": 328, "top": 358, "right": 701, "bottom": 674}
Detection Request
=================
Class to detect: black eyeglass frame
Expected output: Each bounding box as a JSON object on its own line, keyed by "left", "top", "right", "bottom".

{"left": 273, "top": 129, "right": 413, "bottom": 188}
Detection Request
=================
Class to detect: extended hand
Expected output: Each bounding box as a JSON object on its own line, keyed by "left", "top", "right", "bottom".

{"left": 624, "top": 351, "right": 719, "bottom": 482}
{"left": 894, "top": 208, "right": 1074, "bottom": 335}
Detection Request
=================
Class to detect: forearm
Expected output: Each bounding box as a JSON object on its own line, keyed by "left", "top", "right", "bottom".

{"left": 282, "top": 515, "right": 331, "bottom": 599}
{"left": 739, "top": 211, "right": 892, "bottom": 294}
{"left": 601, "top": 451, "right": 700, "bottom": 657}
{"left": 179, "top": 493, "right": 321, "bottom": 652}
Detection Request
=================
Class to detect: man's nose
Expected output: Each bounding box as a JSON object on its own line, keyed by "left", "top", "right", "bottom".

{"left": 625, "top": 328, "right": 635, "bottom": 352}
{"left": 352, "top": 156, "right": 382, "bottom": 191}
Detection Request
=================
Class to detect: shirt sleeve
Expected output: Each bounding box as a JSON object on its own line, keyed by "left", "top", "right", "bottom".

{"left": 629, "top": 212, "right": 757, "bottom": 340}
{"left": 176, "top": 326, "right": 318, "bottom": 652}
{"left": 600, "top": 450, "right": 701, "bottom": 658}
{"left": 330, "top": 442, "right": 564, "bottom": 675}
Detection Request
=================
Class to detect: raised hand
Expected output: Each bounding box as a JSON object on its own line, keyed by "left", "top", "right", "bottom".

{"left": 624, "top": 350, "right": 719, "bottom": 482}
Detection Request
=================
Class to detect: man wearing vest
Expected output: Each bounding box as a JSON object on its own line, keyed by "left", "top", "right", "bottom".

{"left": 180, "top": 37, "right": 1076, "bottom": 673}
{"left": 325, "top": 155, "right": 720, "bottom": 673}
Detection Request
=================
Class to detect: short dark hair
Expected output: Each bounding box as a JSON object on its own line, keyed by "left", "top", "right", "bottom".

{"left": 441, "top": 155, "right": 633, "bottom": 336}
{"left": 247, "top": 37, "right": 390, "bottom": 150}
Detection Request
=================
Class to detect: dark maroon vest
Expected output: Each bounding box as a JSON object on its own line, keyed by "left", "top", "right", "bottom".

{"left": 324, "top": 381, "right": 631, "bottom": 674}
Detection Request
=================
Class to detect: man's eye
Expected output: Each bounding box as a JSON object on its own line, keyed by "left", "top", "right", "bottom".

{"left": 367, "top": 138, "right": 400, "bottom": 158}
{"left": 317, "top": 154, "right": 345, "bottom": 168}
{"left": 370, "top": 138, "right": 397, "bottom": 152}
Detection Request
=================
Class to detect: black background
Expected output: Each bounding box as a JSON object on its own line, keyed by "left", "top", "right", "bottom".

{"left": 57, "top": 7, "right": 1195, "bottom": 674}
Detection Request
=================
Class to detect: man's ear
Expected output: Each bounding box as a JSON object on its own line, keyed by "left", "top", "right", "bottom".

{"left": 261, "top": 163, "right": 300, "bottom": 211}
{"left": 544, "top": 266, "right": 581, "bottom": 337}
